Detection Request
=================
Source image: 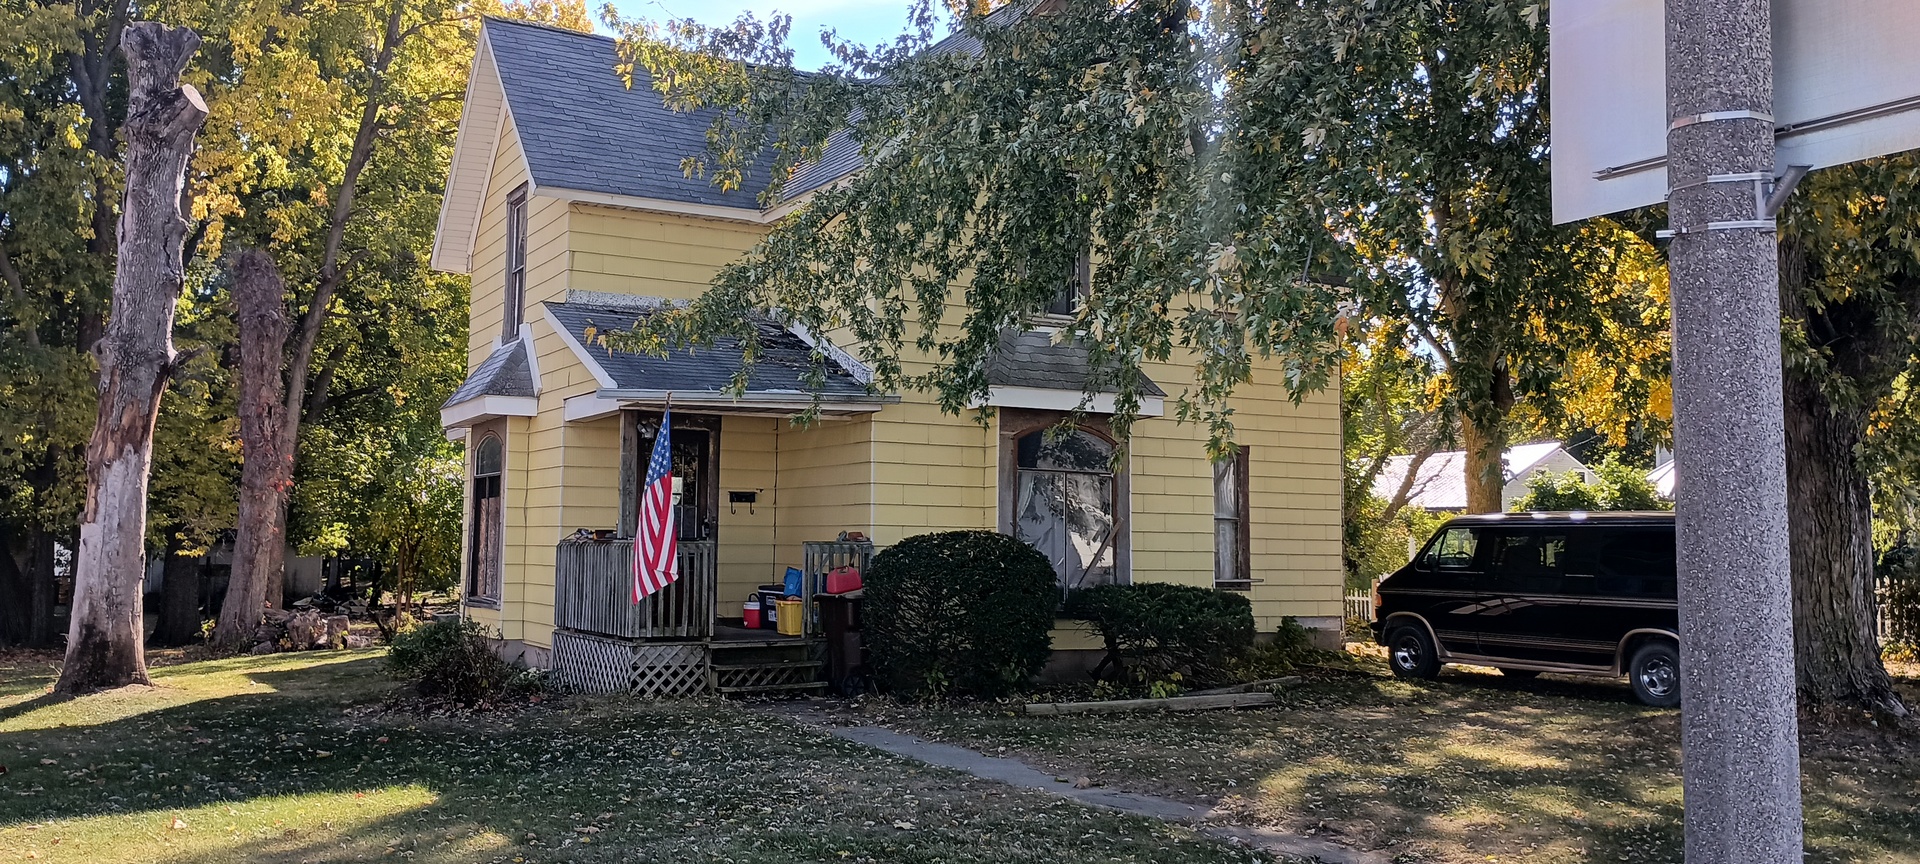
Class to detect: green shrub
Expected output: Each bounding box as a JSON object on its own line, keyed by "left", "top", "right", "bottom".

{"left": 386, "top": 618, "right": 538, "bottom": 706}
{"left": 1512, "top": 458, "right": 1672, "bottom": 513}
{"left": 1062, "top": 582, "right": 1255, "bottom": 687}
{"left": 863, "top": 530, "right": 1058, "bottom": 698}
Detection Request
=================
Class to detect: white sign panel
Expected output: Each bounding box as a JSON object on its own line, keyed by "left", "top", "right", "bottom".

{"left": 1552, "top": 0, "right": 1920, "bottom": 224}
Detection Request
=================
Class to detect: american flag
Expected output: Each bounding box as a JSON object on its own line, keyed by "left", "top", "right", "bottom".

{"left": 632, "top": 411, "right": 679, "bottom": 601}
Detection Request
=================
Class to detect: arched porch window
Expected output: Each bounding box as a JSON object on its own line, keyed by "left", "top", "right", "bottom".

{"left": 467, "top": 435, "right": 503, "bottom": 603}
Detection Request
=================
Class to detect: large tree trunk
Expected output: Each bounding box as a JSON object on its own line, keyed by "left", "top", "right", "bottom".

{"left": 1783, "top": 372, "right": 1906, "bottom": 716}
{"left": 1461, "top": 414, "right": 1507, "bottom": 514}
{"left": 153, "top": 528, "right": 202, "bottom": 646}
{"left": 57, "top": 23, "right": 206, "bottom": 694}
{"left": 1780, "top": 242, "right": 1909, "bottom": 717}
{"left": 212, "top": 250, "right": 292, "bottom": 649}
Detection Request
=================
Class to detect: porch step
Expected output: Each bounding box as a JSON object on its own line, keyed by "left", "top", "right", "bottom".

{"left": 713, "top": 660, "right": 823, "bottom": 673}
{"left": 716, "top": 680, "right": 830, "bottom": 696}
{"left": 712, "top": 656, "right": 825, "bottom": 697}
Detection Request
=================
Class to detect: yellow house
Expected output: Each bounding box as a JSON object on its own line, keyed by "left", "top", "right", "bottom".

{"left": 433, "top": 19, "right": 1344, "bottom": 695}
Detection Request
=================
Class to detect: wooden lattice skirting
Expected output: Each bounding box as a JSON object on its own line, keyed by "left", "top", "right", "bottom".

{"left": 552, "top": 629, "right": 711, "bottom": 697}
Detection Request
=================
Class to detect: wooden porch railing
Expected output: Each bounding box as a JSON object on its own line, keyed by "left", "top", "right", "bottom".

{"left": 554, "top": 539, "right": 716, "bottom": 639}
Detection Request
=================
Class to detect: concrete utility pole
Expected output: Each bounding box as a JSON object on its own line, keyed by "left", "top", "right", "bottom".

{"left": 1665, "top": 0, "right": 1805, "bottom": 861}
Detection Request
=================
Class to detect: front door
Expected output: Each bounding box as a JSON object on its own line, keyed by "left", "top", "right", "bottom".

{"left": 624, "top": 411, "right": 721, "bottom": 543}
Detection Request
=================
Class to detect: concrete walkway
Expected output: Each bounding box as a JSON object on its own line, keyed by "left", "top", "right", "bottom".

{"left": 768, "top": 705, "right": 1388, "bottom": 864}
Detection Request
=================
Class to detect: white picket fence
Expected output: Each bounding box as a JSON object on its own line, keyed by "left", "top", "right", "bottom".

{"left": 1344, "top": 592, "right": 1375, "bottom": 622}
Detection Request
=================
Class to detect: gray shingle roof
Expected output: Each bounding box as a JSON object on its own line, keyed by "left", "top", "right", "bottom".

{"left": 443, "top": 338, "right": 535, "bottom": 408}
{"left": 483, "top": 13, "right": 1004, "bottom": 208}
{"left": 485, "top": 18, "right": 778, "bottom": 208}
{"left": 987, "top": 330, "right": 1165, "bottom": 397}
{"left": 543, "top": 298, "right": 874, "bottom": 399}
{"left": 778, "top": 14, "right": 998, "bottom": 200}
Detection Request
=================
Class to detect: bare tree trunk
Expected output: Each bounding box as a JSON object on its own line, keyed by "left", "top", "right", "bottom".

{"left": 1461, "top": 412, "right": 1507, "bottom": 514}
{"left": 154, "top": 528, "right": 202, "bottom": 646}
{"left": 212, "top": 250, "right": 291, "bottom": 650}
{"left": 57, "top": 22, "right": 207, "bottom": 695}
{"left": 212, "top": 1, "right": 410, "bottom": 626}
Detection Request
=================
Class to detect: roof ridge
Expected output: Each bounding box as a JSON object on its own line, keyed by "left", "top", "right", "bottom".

{"left": 483, "top": 15, "right": 617, "bottom": 45}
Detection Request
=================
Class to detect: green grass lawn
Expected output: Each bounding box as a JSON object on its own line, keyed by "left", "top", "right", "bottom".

{"left": 0, "top": 650, "right": 1271, "bottom": 864}
{"left": 863, "top": 653, "right": 1920, "bottom": 864}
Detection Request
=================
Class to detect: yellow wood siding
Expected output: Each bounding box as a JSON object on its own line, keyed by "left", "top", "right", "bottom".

{"left": 468, "top": 110, "right": 568, "bottom": 367}
{"left": 565, "top": 207, "right": 765, "bottom": 302}
{"left": 454, "top": 177, "right": 1343, "bottom": 648}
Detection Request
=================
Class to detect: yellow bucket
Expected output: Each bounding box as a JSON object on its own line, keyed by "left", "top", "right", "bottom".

{"left": 775, "top": 599, "right": 804, "bottom": 636}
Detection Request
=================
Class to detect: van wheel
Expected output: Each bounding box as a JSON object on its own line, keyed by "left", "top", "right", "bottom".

{"left": 1629, "top": 641, "right": 1681, "bottom": 708}
{"left": 1498, "top": 668, "right": 1542, "bottom": 680}
{"left": 1386, "top": 624, "right": 1441, "bottom": 680}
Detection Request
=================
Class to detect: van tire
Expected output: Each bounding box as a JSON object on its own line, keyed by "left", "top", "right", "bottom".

{"left": 1386, "top": 623, "right": 1441, "bottom": 680}
{"left": 1628, "top": 641, "right": 1681, "bottom": 708}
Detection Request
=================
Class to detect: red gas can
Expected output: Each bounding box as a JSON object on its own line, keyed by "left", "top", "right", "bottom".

{"left": 825, "top": 565, "right": 863, "bottom": 595}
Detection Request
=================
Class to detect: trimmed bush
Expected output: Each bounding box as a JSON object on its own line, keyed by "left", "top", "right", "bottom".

{"left": 1063, "top": 582, "right": 1255, "bottom": 687}
{"left": 863, "top": 530, "right": 1058, "bottom": 698}
{"left": 386, "top": 618, "right": 538, "bottom": 706}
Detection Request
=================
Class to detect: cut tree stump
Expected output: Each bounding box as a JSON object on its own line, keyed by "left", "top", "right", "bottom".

{"left": 1024, "top": 692, "right": 1275, "bottom": 715}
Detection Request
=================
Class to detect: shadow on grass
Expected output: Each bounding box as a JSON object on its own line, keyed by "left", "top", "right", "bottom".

{"left": 0, "top": 692, "right": 73, "bottom": 724}
{"left": 0, "top": 657, "right": 1267, "bottom": 864}
{"left": 899, "top": 667, "right": 1920, "bottom": 864}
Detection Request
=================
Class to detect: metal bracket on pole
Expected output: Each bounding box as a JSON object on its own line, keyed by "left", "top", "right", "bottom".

{"left": 1668, "top": 109, "right": 1775, "bottom": 130}
{"left": 1763, "top": 164, "right": 1812, "bottom": 217}
{"left": 1656, "top": 164, "right": 1811, "bottom": 237}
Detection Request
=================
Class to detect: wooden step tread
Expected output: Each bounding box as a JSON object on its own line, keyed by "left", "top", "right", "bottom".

{"left": 717, "top": 681, "right": 829, "bottom": 695}
{"left": 712, "top": 660, "right": 822, "bottom": 672}
{"left": 710, "top": 638, "right": 820, "bottom": 649}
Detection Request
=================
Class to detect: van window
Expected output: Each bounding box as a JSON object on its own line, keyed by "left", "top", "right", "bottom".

{"left": 1486, "top": 530, "right": 1569, "bottom": 593}
{"left": 1591, "top": 528, "right": 1678, "bottom": 597}
{"left": 1423, "top": 527, "right": 1481, "bottom": 570}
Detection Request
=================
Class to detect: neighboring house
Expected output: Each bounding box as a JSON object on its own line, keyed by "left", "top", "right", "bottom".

{"left": 1370, "top": 441, "right": 1595, "bottom": 512}
{"left": 431, "top": 19, "right": 1344, "bottom": 694}
{"left": 1647, "top": 452, "right": 1677, "bottom": 500}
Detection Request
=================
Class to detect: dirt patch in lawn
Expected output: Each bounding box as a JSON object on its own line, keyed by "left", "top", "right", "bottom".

{"left": 860, "top": 654, "right": 1920, "bottom": 864}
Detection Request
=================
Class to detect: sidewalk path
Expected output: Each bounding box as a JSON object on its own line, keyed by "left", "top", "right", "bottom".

{"left": 765, "top": 704, "right": 1389, "bottom": 864}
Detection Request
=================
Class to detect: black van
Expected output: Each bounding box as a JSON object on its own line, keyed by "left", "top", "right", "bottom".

{"left": 1370, "top": 512, "right": 1681, "bottom": 707}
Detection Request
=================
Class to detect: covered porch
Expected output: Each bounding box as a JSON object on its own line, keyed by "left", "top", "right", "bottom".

{"left": 523, "top": 292, "right": 888, "bottom": 696}
{"left": 548, "top": 534, "right": 873, "bottom": 696}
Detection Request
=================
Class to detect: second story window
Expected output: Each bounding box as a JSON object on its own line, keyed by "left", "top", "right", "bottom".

{"left": 502, "top": 184, "right": 529, "bottom": 338}
{"left": 1044, "top": 246, "right": 1092, "bottom": 318}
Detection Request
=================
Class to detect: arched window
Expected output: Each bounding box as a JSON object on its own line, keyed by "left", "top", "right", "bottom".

{"left": 467, "top": 435, "right": 504, "bottom": 604}
{"left": 1013, "top": 427, "right": 1119, "bottom": 594}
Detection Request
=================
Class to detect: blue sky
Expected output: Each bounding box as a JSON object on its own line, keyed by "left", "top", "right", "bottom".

{"left": 601, "top": 0, "right": 926, "bottom": 70}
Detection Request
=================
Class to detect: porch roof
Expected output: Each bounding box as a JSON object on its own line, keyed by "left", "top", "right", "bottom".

{"left": 541, "top": 294, "right": 893, "bottom": 415}
{"left": 440, "top": 335, "right": 541, "bottom": 431}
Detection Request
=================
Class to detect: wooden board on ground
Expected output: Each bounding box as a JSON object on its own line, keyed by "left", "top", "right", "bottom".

{"left": 1024, "top": 691, "right": 1275, "bottom": 716}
